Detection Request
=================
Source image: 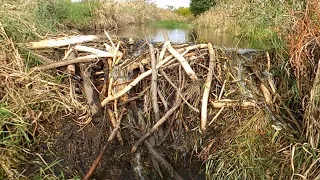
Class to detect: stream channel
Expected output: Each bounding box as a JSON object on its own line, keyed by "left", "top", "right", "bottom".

{"left": 112, "top": 24, "right": 250, "bottom": 49}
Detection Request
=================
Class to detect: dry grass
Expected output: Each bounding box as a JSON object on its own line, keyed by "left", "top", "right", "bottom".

{"left": 94, "top": 0, "right": 186, "bottom": 29}
{"left": 0, "top": 21, "right": 84, "bottom": 179}
{"left": 287, "top": 0, "right": 320, "bottom": 149}
{"left": 203, "top": 110, "right": 293, "bottom": 179}
{"left": 193, "top": 1, "right": 240, "bottom": 32}
{"left": 194, "top": 0, "right": 293, "bottom": 49}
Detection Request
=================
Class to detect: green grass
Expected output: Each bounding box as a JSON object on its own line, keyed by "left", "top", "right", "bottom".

{"left": 153, "top": 20, "right": 189, "bottom": 29}
{"left": 35, "top": 0, "right": 97, "bottom": 31}
{"left": 205, "top": 110, "right": 294, "bottom": 179}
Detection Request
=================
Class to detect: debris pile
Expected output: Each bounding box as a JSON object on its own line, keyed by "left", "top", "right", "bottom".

{"left": 25, "top": 32, "right": 282, "bottom": 179}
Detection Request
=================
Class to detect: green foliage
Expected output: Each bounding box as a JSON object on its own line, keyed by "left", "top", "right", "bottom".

{"left": 153, "top": 20, "right": 188, "bottom": 29}
{"left": 190, "top": 0, "right": 216, "bottom": 16}
{"left": 174, "top": 7, "right": 192, "bottom": 17}
{"left": 35, "top": 0, "right": 97, "bottom": 30}
{"left": 234, "top": 0, "right": 291, "bottom": 49}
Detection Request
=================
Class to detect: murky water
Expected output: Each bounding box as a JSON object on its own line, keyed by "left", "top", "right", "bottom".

{"left": 112, "top": 24, "right": 250, "bottom": 48}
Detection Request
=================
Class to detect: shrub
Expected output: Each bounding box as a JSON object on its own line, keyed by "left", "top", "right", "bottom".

{"left": 190, "top": 0, "right": 216, "bottom": 16}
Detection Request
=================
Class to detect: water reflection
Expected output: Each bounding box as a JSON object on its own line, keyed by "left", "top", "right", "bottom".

{"left": 112, "top": 24, "right": 249, "bottom": 48}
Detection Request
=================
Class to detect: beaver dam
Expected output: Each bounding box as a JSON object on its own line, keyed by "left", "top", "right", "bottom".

{"left": 2, "top": 31, "right": 297, "bottom": 179}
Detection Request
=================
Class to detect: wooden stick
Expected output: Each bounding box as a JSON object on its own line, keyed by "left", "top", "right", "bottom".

{"left": 25, "top": 35, "right": 99, "bottom": 49}
{"left": 29, "top": 51, "right": 53, "bottom": 63}
{"left": 210, "top": 99, "right": 257, "bottom": 108}
{"left": 83, "top": 111, "right": 124, "bottom": 180}
{"left": 159, "top": 41, "right": 169, "bottom": 62}
{"left": 34, "top": 54, "right": 109, "bottom": 71}
{"left": 208, "top": 106, "right": 225, "bottom": 126}
{"left": 107, "top": 108, "right": 124, "bottom": 146}
{"left": 157, "top": 87, "right": 168, "bottom": 111}
{"left": 80, "top": 64, "right": 102, "bottom": 117}
{"left": 74, "top": 45, "right": 116, "bottom": 57}
{"left": 160, "top": 70, "right": 199, "bottom": 112}
{"left": 131, "top": 97, "right": 182, "bottom": 153}
{"left": 218, "top": 80, "right": 226, "bottom": 100}
{"left": 64, "top": 49, "right": 76, "bottom": 75}
{"left": 167, "top": 43, "right": 198, "bottom": 81}
{"left": 104, "top": 30, "right": 116, "bottom": 49}
{"left": 113, "top": 42, "right": 122, "bottom": 65}
{"left": 149, "top": 44, "right": 160, "bottom": 123}
{"left": 128, "top": 127, "right": 183, "bottom": 180}
{"left": 200, "top": 43, "right": 216, "bottom": 131}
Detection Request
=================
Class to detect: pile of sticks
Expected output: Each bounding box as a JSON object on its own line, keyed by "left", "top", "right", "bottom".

{"left": 25, "top": 32, "right": 280, "bottom": 179}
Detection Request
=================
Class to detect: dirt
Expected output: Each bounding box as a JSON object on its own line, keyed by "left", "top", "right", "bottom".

{"left": 25, "top": 110, "right": 205, "bottom": 180}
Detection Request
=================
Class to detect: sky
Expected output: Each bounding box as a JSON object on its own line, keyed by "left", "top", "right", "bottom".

{"left": 153, "top": 0, "right": 190, "bottom": 8}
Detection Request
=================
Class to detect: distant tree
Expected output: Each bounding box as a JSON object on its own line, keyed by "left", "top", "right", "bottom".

{"left": 174, "top": 7, "right": 192, "bottom": 16}
{"left": 190, "top": 0, "right": 216, "bottom": 16}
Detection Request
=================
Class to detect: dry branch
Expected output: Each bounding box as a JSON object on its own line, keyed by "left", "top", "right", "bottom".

{"left": 25, "top": 35, "right": 99, "bottom": 49}
{"left": 80, "top": 64, "right": 102, "bottom": 117}
{"left": 64, "top": 49, "right": 76, "bottom": 75}
{"left": 75, "top": 45, "right": 117, "bottom": 57}
{"left": 33, "top": 54, "right": 111, "bottom": 71}
{"left": 157, "top": 87, "right": 168, "bottom": 111}
{"left": 131, "top": 97, "right": 182, "bottom": 153}
{"left": 160, "top": 70, "right": 199, "bottom": 112}
{"left": 159, "top": 41, "right": 170, "bottom": 62}
{"left": 107, "top": 108, "right": 124, "bottom": 145}
{"left": 149, "top": 44, "right": 160, "bottom": 123}
{"left": 210, "top": 99, "right": 257, "bottom": 108}
{"left": 128, "top": 127, "right": 183, "bottom": 180}
{"left": 167, "top": 42, "right": 198, "bottom": 81}
{"left": 29, "top": 51, "right": 53, "bottom": 63}
{"left": 201, "top": 43, "right": 215, "bottom": 131}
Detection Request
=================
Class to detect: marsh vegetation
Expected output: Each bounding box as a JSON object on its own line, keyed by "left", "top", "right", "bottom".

{"left": 1, "top": 0, "right": 320, "bottom": 179}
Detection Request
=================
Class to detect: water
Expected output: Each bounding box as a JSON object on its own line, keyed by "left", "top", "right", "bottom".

{"left": 112, "top": 24, "right": 250, "bottom": 48}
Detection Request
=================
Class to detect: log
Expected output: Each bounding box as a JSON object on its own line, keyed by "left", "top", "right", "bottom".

{"left": 25, "top": 35, "right": 99, "bottom": 49}
{"left": 80, "top": 64, "right": 102, "bottom": 117}
{"left": 201, "top": 43, "right": 215, "bottom": 131}
{"left": 74, "top": 45, "right": 117, "bottom": 57}
{"left": 149, "top": 44, "right": 160, "bottom": 123}
{"left": 34, "top": 54, "right": 112, "bottom": 71}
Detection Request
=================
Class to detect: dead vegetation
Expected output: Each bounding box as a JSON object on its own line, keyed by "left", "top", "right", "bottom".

{"left": 0, "top": 27, "right": 299, "bottom": 179}
{"left": 1, "top": 0, "right": 320, "bottom": 179}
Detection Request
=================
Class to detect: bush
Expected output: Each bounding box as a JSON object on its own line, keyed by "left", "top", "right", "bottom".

{"left": 190, "top": 0, "right": 216, "bottom": 16}
{"left": 174, "top": 7, "right": 192, "bottom": 17}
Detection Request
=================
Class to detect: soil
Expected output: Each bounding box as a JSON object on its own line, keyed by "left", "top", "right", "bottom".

{"left": 20, "top": 105, "right": 206, "bottom": 180}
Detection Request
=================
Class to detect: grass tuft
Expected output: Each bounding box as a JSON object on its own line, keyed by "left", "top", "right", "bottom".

{"left": 204, "top": 110, "right": 294, "bottom": 179}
